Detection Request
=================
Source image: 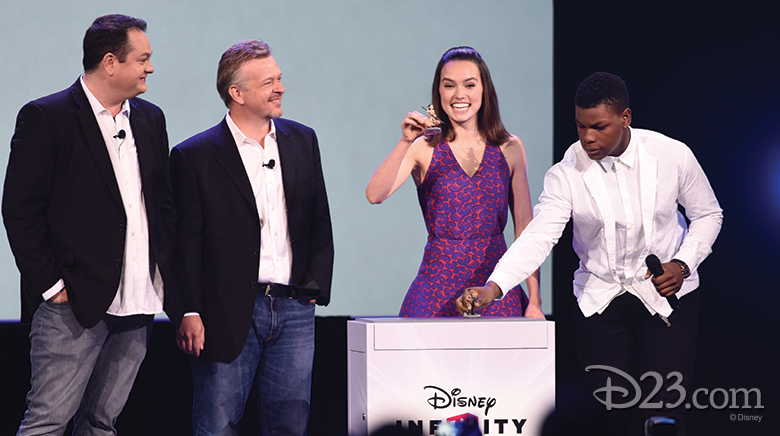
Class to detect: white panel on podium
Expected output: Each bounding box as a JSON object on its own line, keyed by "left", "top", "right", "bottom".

{"left": 347, "top": 317, "right": 555, "bottom": 436}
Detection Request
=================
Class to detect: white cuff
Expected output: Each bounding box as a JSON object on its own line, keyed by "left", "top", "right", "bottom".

{"left": 41, "top": 279, "right": 65, "bottom": 301}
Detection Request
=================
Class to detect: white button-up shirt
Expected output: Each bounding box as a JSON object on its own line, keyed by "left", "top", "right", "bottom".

{"left": 488, "top": 128, "right": 722, "bottom": 317}
{"left": 226, "top": 113, "right": 292, "bottom": 286}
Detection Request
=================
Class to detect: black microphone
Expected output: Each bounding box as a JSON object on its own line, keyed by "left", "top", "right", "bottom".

{"left": 113, "top": 130, "right": 126, "bottom": 139}
{"left": 645, "top": 254, "right": 681, "bottom": 309}
{"left": 262, "top": 159, "right": 275, "bottom": 169}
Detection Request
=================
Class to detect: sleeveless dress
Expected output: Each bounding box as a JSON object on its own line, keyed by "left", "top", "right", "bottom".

{"left": 399, "top": 142, "right": 529, "bottom": 317}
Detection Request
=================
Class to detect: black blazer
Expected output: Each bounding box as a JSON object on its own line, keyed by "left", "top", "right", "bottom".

{"left": 2, "top": 79, "right": 179, "bottom": 327}
{"left": 170, "top": 117, "right": 334, "bottom": 362}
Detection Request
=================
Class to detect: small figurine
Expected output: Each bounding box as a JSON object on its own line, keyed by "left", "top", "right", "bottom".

{"left": 463, "top": 288, "right": 481, "bottom": 318}
{"left": 422, "top": 104, "right": 442, "bottom": 137}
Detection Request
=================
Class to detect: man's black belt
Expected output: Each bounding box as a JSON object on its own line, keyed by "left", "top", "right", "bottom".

{"left": 258, "top": 283, "right": 294, "bottom": 297}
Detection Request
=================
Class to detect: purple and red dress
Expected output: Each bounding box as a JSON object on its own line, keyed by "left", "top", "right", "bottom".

{"left": 399, "top": 142, "right": 529, "bottom": 317}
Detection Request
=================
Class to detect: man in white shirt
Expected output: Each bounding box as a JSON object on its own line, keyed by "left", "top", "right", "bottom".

{"left": 171, "top": 40, "right": 334, "bottom": 435}
{"left": 456, "top": 72, "right": 722, "bottom": 436}
{"left": 2, "top": 15, "right": 177, "bottom": 435}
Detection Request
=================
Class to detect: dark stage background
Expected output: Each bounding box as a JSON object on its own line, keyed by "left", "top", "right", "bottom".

{"left": 550, "top": 1, "right": 779, "bottom": 435}
{"left": 1, "top": 1, "right": 778, "bottom": 435}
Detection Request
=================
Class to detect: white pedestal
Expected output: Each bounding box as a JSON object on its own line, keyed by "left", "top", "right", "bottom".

{"left": 347, "top": 317, "right": 555, "bottom": 436}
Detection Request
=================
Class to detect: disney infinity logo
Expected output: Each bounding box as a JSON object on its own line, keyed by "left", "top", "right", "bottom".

{"left": 424, "top": 386, "right": 497, "bottom": 416}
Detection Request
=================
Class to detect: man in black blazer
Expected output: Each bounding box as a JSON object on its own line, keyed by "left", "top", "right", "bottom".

{"left": 171, "top": 40, "right": 334, "bottom": 435}
{"left": 2, "top": 15, "right": 177, "bottom": 435}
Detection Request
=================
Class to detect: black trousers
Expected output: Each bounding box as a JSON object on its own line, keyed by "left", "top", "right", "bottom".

{"left": 573, "top": 291, "right": 700, "bottom": 436}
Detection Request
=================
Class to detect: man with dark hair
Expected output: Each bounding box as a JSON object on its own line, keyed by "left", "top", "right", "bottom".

{"left": 171, "top": 39, "right": 334, "bottom": 435}
{"left": 457, "top": 72, "right": 722, "bottom": 435}
{"left": 573, "top": 70, "right": 630, "bottom": 114}
{"left": 2, "top": 14, "right": 177, "bottom": 435}
{"left": 82, "top": 14, "right": 148, "bottom": 72}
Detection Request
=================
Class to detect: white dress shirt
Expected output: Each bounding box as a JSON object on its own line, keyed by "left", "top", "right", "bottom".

{"left": 226, "top": 113, "right": 293, "bottom": 285}
{"left": 42, "top": 76, "right": 163, "bottom": 315}
{"left": 488, "top": 128, "right": 723, "bottom": 317}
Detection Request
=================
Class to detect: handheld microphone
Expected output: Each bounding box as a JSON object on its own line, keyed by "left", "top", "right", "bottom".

{"left": 262, "top": 159, "right": 275, "bottom": 169}
{"left": 645, "top": 254, "right": 681, "bottom": 309}
{"left": 113, "top": 130, "right": 126, "bottom": 140}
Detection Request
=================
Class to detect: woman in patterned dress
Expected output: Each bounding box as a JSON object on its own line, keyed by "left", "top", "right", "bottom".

{"left": 366, "top": 46, "right": 544, "bottom": 318}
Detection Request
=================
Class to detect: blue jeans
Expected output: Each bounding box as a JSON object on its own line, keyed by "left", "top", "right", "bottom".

{"left": 17, "top": 300, "right": 153, "bottom": 436}
{"left": 192, "top": 294, "right": 316, "bottom": 436}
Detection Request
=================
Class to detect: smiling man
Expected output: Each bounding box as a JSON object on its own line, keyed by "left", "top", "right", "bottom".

{"left": 456, "top": 72, "right": 722, "bottom": 435}
{"left": 2, "top": 14, "right": 177, "bottom": 435}
{"left": 170, "top": 40, "right": 333, "bottom": 435}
